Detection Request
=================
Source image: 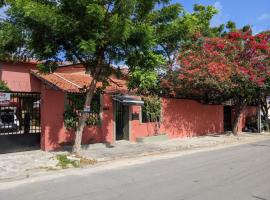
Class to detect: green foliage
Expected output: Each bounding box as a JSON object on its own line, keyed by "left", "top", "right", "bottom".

{"left": 242, "top": 25, "right": 252, "bottom": 33}
{"left": 56, "top": 154, "right": 97, "bottom": 169}
{"left": 0, "top": 1, "right": 5, "bottom": 7}
{"left": 153, "top": 3, "right": 221, "bottom": 68}
{"left": 0, "top": 22, "right": 27, "bottom": 61}
{"left": 85, "top": 114, "right": 100, "bottom": 126}
{"left": 142, "top": 95, "right": 161, "bottom": 122}
{"left": 0, "top": 80, "right": 10, "bottom": 91}
{"left": 63, "top": 105, "right": 78, "bottom": 130}
{"left": 0, "top": 0, "right": 173, "bottom": 71}
{"left": 56, "top": 154, "right": 79, "bottom": 169}
{"left": 0, "top": 0, "right": 223, "bottom": 88}
{"left": 128, "top": 68, "right": 158, "bottom": 94}
{"left": 37, "top": 61, "right": 58, "bottom": 73}
{"left": 192, "top": 4, "right": 218, "bottom": 33}
{"left": 226, "top": 20, "right": 236, "bottom": 31}
{"left": 68, "top": 93, "right": 100, "bottom": 113}
{"left": 0, "top": 0, "right": 226, "bottom": 94}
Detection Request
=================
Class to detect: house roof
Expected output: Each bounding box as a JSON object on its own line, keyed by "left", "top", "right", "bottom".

{"left": 31, "top": 70, "right": 128, "bottom": 94}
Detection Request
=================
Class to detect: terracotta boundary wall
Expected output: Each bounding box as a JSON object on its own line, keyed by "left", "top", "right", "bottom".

{"left": 130, "top": 98, "right": 258, "bottom": 142}
{"left": 40, "top": 92, "right": 258, "bottom": 151}
{"left": 130, "top": 98, "right": 224, "bottom": 141}
{"left": 0, "top": 62, "right": 41, "bottom": 92}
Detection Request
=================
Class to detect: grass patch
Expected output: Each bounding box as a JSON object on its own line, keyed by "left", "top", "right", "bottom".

{"left": 56, "top": 154, "right": 79, "bottom": 169}
{"left": 56, "top": 154, "right": 97, "bottom": 169}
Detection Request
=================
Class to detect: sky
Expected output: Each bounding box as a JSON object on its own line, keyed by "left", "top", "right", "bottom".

{"left": 173, "top": 0, "right": 270, "bottom": 34}
{"left": 1, "top": 0, "right": 269, "bottom": 34}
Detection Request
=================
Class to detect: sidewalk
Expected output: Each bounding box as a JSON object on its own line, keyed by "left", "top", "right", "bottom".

{"left": 0, "top": 133, "right": 270, "bottom": 182}
{"left": 80, "top": 132, "right": 270, "bottom": 161}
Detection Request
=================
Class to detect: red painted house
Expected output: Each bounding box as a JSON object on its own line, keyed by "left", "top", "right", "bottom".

{"left": 0, "top": 61, "right": 258, "bottom": 151}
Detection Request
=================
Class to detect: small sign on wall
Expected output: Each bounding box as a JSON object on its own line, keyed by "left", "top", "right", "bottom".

{"left": 0, "top": 92, "right": 10, "bottom": 106}
{"left": 132, "top": 112, "right": 140, "bottom": 120}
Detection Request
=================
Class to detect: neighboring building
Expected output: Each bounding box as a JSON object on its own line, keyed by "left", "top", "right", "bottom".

{"left": 0, "top": 61, "right": 258, "bottom": 152}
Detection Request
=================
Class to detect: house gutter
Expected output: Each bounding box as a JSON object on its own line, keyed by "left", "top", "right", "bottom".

{"left": 53, "top": 73, "right": 83, "bottom": 89}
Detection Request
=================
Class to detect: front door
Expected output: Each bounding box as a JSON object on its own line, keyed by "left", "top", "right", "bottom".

{"left": 224, "top": 106, "right": 232, "bottom": 131}
{"left": 115, "top": 101, "right": 130, "bottom": 141}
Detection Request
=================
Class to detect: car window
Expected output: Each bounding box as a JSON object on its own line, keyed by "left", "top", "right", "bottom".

{"left": 1, "top": 114, "right": 14, "bottom": 123}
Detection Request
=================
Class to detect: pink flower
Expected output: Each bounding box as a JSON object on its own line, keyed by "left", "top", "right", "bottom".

{"left": 249, "top": 74, "right": 256, "bottom": 81}
{"left": 257, "top": 66, "right": 266, "bottom": 71}
{"left": 239, "top": 67, "right": 249, "bottom": 75}
{"left": 256, "top": 78, "right": 266, "bottom": 86}
{"left": 179, "top": 74, "right": 185, "bottom": 79}
{"left": 228, "top": 32, "right": 242, "bottom": 40}
{"left": 216, "top": 43, "right": 225, "bottom": 50}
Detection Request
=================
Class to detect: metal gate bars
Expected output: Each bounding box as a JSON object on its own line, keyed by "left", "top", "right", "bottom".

{"left": 0, "top": 91, "right": 41, "bottom": 135}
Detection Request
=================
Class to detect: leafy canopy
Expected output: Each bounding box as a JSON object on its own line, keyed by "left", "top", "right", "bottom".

{"left": 163, "top": 30, "right": 270, "bottom": 105}
{"left": 0, "top": 0, "right": 176, "bottom": 77}
{"left": 153, "top": 4, "right": 219, "bottom": 68}
{"left": 0, "top": 1, "right": 227, "bottom": 89}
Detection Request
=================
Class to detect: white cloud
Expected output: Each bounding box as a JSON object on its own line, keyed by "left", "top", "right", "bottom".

{"left": 213, "top": 1, "right": 223, "bottom": 12}
{"left": 258, "top": 13, "right": 270, "bottom": 21}
{"left": 211, "top": 1, "right": 229, "bottom": 27}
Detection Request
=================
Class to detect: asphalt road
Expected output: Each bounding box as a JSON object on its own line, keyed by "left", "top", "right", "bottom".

{"left": 1, "top": 140, "right": 270, "bottom": 200}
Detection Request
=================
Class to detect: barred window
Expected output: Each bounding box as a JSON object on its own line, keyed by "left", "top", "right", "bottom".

{"left": 65, "top": 93, "right": 101, "bottom": 127}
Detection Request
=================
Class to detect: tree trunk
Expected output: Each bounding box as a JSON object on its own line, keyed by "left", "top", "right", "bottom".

{"left": 232, "top": 102, "right": 247, "bottom": 135}
{"left": 72, "top": 78, "right": 97, "bottom": 153}
{"left": 154, "top": 120, "right": 160, "bottom": 136}
{"left": 260, "top": 97, "right": 270, "bottom": 132}
{"left": 262, "top": 107, "right": 270, "bottom": 132}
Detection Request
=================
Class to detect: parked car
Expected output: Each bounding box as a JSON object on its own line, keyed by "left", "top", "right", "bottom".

{"left": 0, "top": 107, "right": 20, "bottom": 133}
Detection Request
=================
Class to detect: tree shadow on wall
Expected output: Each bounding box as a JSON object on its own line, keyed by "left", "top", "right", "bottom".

{"left": 162, "top": 99, "right": 223, "bottom": 138}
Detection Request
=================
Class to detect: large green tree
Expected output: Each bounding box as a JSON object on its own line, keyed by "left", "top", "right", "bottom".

{"left": 154, "top": 4, "right": 219, "bottom": 68}
{"left": 0, "top": 0, "right": 187, "bottom": 152}
{"left": 128, "top": 4, "right": 224, "bottom": 94}
{"left": 0, "top": 0, "right": 230, "bottom": 151}
{"left": 164, "top": 30, "right": 270, "bottom": 134}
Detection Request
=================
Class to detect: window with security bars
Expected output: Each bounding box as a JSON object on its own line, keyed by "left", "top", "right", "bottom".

{"left": 66, "top": 93, "right": 101, "bottom": 126}
{"left": 0, "top": 92, "right": 41, "bottom": 135}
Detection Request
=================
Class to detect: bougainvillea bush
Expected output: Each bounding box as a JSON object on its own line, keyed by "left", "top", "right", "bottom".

{"left": 164, "top": 30, "right": 270, "bottom": 134}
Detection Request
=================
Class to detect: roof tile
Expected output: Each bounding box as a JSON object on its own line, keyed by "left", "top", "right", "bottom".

{"left": 31, "top": 70, "right": 128, "bottom": 93}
